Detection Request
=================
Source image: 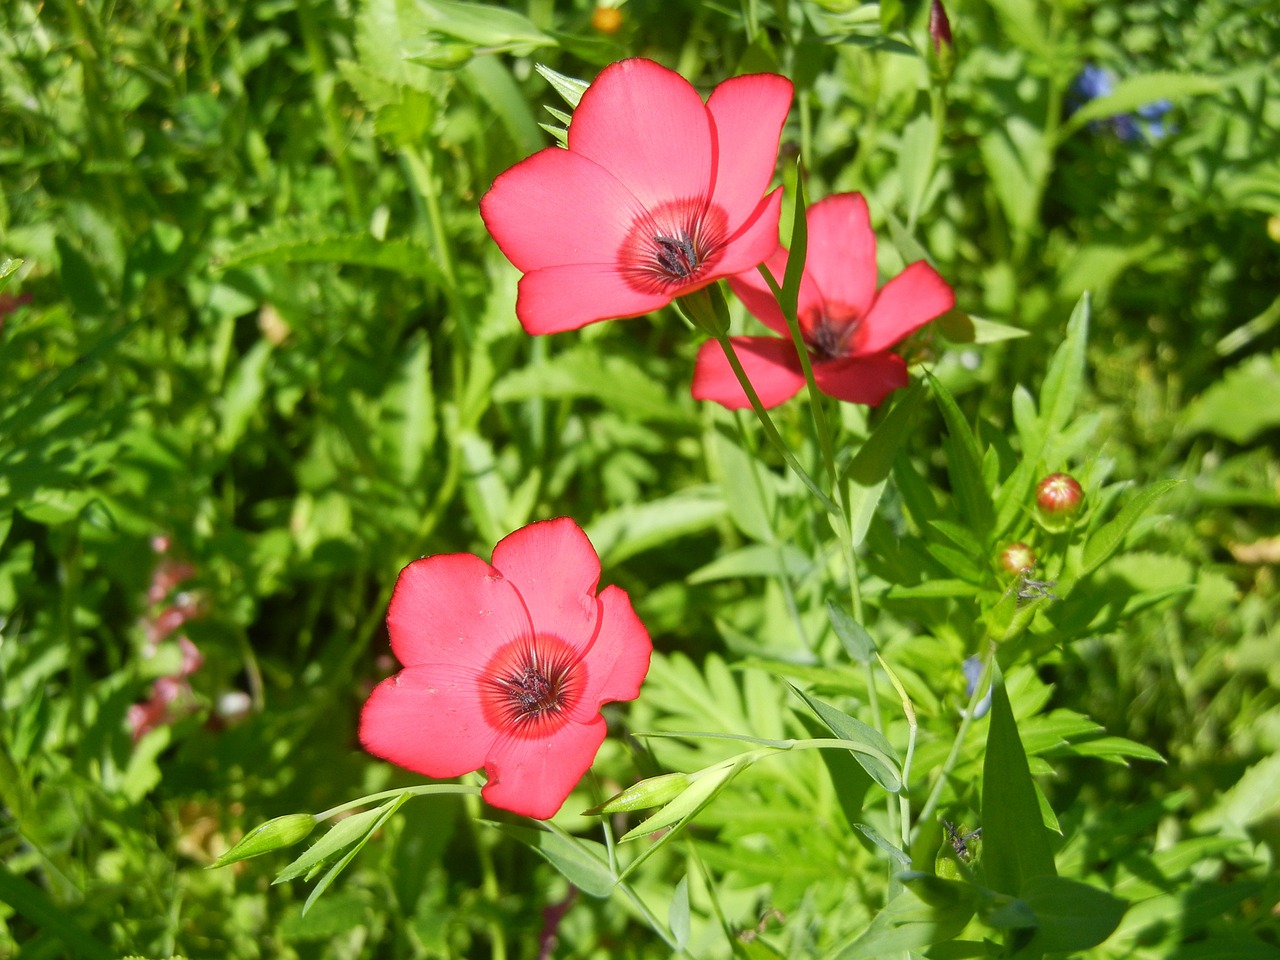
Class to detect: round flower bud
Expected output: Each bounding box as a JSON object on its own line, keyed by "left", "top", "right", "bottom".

{"left": 1035, "top": 473, "right": 1084, "bottom": 531}
{"left": 998, "top": 542, "right": 1036, "bottom": 575}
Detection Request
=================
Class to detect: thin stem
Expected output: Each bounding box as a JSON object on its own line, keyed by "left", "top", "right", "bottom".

{"left": 313, "top": 783, "right": 482, "bottom": 822}
{"left": 713, "top": 334, "right": 838, "bottom": 515}
{"left": 875, "top": 653, "right": 918, "bottom": 850}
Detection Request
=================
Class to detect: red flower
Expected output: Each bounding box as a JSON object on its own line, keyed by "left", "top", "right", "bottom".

{"left": 359, "top": 518, "right": 653, "bottom": 820}
{"left": 690, "top": 193, "right": 955, "bottom": 409}
{"left": 479, "top": 58, "right": 792, "bottom": 335}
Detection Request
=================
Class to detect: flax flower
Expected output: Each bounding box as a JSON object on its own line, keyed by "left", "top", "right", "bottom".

{"left": 480, "top": 58, "right": 792, "bottom": 334}
{"left": 359, "top": 518, "right": 652, "bottom": 820}
{"left": 692, "top": 193, "right": 955, "bottom": 409}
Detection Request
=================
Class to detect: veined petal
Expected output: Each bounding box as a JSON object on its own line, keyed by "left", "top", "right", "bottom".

{"left": 387, "top": 554, "right": 532, "bottom": 668}
{"left": 710, "top": 187, "right": 786, "bottom": 280}
{"left": 492, "top": 518, "right": 601, "bottom": 654}
{"left": 480, "top": 149, "right": 647, "bottom": 272}
{"left": 517, "top": 263, "right": 672, "bottom": 334}
{"left": 569, "top": 59, "right": 713, "bottom": 213}
{"left": 804, "top": 194, "right": 877, "bottom": 321}
{"left": 690, "top": 336, "right": 807, "bottom": 410}
{"left": 706, "top": 73, "right": 793, "bottom": 229}
{"left": 359, "top": 665, "right": 493, "bottom": 778}
{"left": 812, "top": 353, "right": 909, "bottom": 405}
{"left": 483, "top": 715, "right": 608, "bottom": 819}
{"left": 574, "top": 584, "right": 652, "bottom": 717}
{"left": 858, "top": 260, "right": 955, "bottom": 355}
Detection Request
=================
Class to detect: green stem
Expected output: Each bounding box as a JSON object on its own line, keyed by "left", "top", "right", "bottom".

{"left": 712, "top": 334, "right": 838, "bottom": 515}
{"left": 875, "top": 653, "right": 918, "bottom": 850}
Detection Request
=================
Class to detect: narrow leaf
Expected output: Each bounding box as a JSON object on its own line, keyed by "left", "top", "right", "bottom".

{"left": 497, "top": 823, "right": 617, "bottom": 897}
{"left": 927, "top": 371, "right": 994, "bottom": 537}
{"left": 790, "top": 686, "right": 901, "bottom": 793}
{"left": 1080, "top": 480, "right": 1180, "bottom": 576}
{"left": 845, "top": 381, "right": 926, "bottom": 545}
{"left": 1021, "top": 875, "right": 1128, "bottom": 953}
{"left": 827, "top": 602, "right": 876, "bottom": 664}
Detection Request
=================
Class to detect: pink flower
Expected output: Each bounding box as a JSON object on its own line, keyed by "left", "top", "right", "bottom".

{"left": 479, "top": 58, "right": 793, "bottom": 335}
{"left": 359, "top": 518, "right": 653, "bottom": 820}
{"left": 691, "top": 193, "right": 955, "bottom": 409}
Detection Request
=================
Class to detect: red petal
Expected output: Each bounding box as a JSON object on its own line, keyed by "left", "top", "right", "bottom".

{"left": 386, "top": 554, "right": 532, "bottom": 668}
{"left": 727, "top": 242, "right": 824, "bottom": 338}
{"left": 858, "top": 261, "right": 955, "bottom": 355}
{"left": 575, "top": 584, "right": 652, "bottom": 716}
{"left": 804, "top": 194, "right": 877, "bottom": 321}
{"left": 569, "top": 59, "right": 713, "bottom": 214}
{"left": 812, "top": 353, "right": 909, "bottom": 405}
{"left": 491, "top": 518, "right": 602, "bottom": 654}
{"left": 516, "top": 263, "right": 672, "bottom": 334}
{"left": 359, "top": 665, "right": 493, "bottom": 778}
{"left": 712, "top": 187, "right": 786, "bottom": 280}
{"left": 480, "top": 148, "right": 647, "bottom": 272}
{"left": 481, "top": 715, "right": 609, "bottom": 819}
{"left": 706, "top": 73, "right": 793, "bottom": 230}
{"left": 690, "top": 337, "right": 806, "bottom": 410}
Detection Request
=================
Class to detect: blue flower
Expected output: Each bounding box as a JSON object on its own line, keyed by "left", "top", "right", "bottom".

{"left": 962, "top": 656, "right": 992, "bottom": 719}
{"left": 1071, "top": 63, "right": 1173, "bottom": 142}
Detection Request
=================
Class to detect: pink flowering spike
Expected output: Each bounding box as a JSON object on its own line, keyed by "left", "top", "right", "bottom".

{"left": 858, "top": 260, "right": 956, "bottom": 355}
{"left": 706, "top": 73, "right": 794, "bottom": 228}
{"left": 570, "top": 60, "right": 713, "bottom": 211}
{"left": 360, "top": 664, "right": 494, "bottom": 778}
{"left": 177, "top": 636, "right": 204, "bottom": 677}
{"left": 517, "top": 263, "right": 673, "bottom": 335}
{"left": 690, "top": 337, "right": 807, "bottom": 410}
{"left": 491, "top": 518, "right": 602, "bottom": 653}
{"left": 386, "top": 553, "right": 532, "bottom": 668}
{"left": 360, "top": 519, "right": 653, "bottom": 820}
{"left": 804, "top": 194, "right": 878, "bottom": 321}
{"left": 484, "top": 714, "right": 609, "bottom": 819}
{"left": 811, "top": 353, "right": 910, "bottom": 406}
{"left": 479, "top": 149, "right": 648, "bottom": 272}
{"left": 481, "top": 58, "right": 793, "bottom": 333}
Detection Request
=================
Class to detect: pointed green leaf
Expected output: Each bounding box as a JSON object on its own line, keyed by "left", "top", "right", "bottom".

{"left": 669, "top": 875, "right": 691, "bottom": 951}
{"left": 1080, "top": 480, "right": 1180, "bottom": 576}
{"left": 827, "top": 602, "right": 876, "bottom": 664}
{"left": 927, "top": 371, "right": 993, "bottom": 537}
{"left": 845, "top": 381, "right": 926, "bottom": 545}
{"left": 791, "top": 686, "right": 901, "bottom": 793}
{"left": 1038, "top": 292, "right": 1090, "bottom": 443}
{"left": 496, "top": 823, "right": 617, "bottom": 897}
{"left": 1021, "top": 875, "right": 1128, "bottom": 953}
{"left": 275, "top": 804, "right": 388, "bottom": 884}
{"left": 982, "top": 664, "right": 1057, "bottom": 896}
{"left": 832, "top": 884, "right": 976, "bottom": 959}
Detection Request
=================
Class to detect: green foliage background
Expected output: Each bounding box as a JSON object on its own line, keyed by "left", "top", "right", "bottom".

{"left": 1, "top": 0, "right": 1278, "bottom": 956}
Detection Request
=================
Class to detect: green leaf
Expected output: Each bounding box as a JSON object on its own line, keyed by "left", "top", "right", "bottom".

{"left": 217, "top": 228, "right": 444, "bottom": 284}
{"left": 790, "top": 685, "right": 901, "bottom": 793}
{"left": 219, "top": 340, "right": 272, "bottom": 453}
{"left": 535, "top": 63, "right": 588, "bottom": 108}
{"left": 0, "top": 862, "right": 115, "bottom": 960}
{"left": 845, "top": 381, "right": 926, "bottom": 546}
{"left": 982, "top": 664, "right": 1057, "bottom": 897}
{"left": 497, "top": 823, "right": 616, "bottom": 897}
{"left": 669, "top": 875, "right": 691, "bottom": 952}
{"left": 0, "top": 257, "right": 21, "bottom": 293}
{"left": 587, "top": 486, "right": 726, "bottom": 567}
{"left": 899, "top": 109, "right": 937, "bottom": 227}
{"left": 827, "top": 602, "right": 876, "bottom": 664}
{"left": 403, "top": 0, "right": 552, "bottom": 52}
{"left": 275, "top": 804, "right": 388, "bottom": 884}
{"left": 927, "top": 371, "right": 994, "bottom": 537}
{"left": 853, "top": 822, "right": 912, "bottom": 868}
{"left": 1062, "top": 71, "right": 1226, "bottom": 136}
{"left": 687, "top": 543, "right": 811, "bottom": 583}
{"left": 381, "top": 332, "right": 436, "bottom": 484}
{"left": 936, "top": 311, "right": 1030, "bottom": 344}
{"left": 1182, "top": 352, "right": 1280, "bottom": 444}
{"left": 300, "top": 796, "right": 409, "bottom": 914}
{"left": 780, "top": 166, "right": 808, "bottom": 324}
{"left": 1192, "top": 750, "right": 1280, "bottom": 838}
{"left": 1020, "top": 875, "right": 1127, "bottom": 953}
{"left": 621, "top": 756, "right": 750, "bottom": 842}
{"left": 1080, "top": 480, "right": 1180, "bottom": 577}
{"left": 1038, "top": 292, "right": 1091, "bottom": 444}
{"left": 832, "top": 884, "right": 976, "bottom": 959}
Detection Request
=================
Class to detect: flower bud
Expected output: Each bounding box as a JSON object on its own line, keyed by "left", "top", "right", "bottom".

{"left": 584, "top": 772, "right": 691, "bottom": 815}
{"left": 998, "top": 542, "right": 1036, "bottom": 575}
{"left": 928, "top": 0, "right": 955, "bottom": 81}
{"left": 210, "top": 813, "right": 317, "bottom": 868}
{"left": 1035, "top": 473, "right": 1084, "bottom": 531}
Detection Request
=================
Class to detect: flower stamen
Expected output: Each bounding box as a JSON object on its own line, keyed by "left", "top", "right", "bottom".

{"left": 481, "top": 635, "right": 582, "bottom": 737}
{"left": 654, "top": 233, "right": 699, "bottom": 279}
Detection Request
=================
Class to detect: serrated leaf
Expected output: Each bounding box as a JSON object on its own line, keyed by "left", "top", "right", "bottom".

{"left": 1080, "top": 480, "right": 1180, "bottom": 576}
{"left": 1182, "top": 352, "right": 1280, "bottom": 444}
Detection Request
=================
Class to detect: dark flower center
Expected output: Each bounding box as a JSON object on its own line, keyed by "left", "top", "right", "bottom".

{"left": 481, "top": 635, "right": 582, "bottom": 737}
{"left": 619, "top": 199, "right": 728, "bottom": 294}
{"left": 804, "top": 306, "right": 862, "bottom": 360}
